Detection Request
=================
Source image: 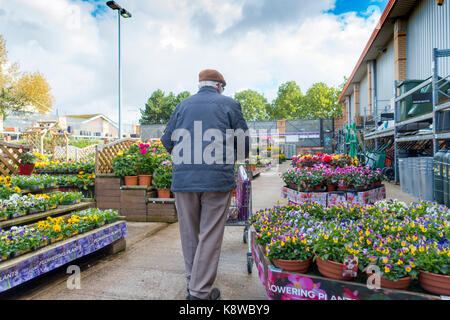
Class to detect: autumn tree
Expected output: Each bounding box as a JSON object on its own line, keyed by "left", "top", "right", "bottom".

{"left": 234, "top": 89, "right": 269, "bottom": 121}
{"left": 139, "top": 89, "right": 191, "bottom": 125}
{"left": 0, "top": 34, "right": 54, "bottom": 115}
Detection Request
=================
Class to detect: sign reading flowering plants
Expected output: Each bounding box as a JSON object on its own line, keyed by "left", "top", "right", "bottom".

{"left": 250, "top": 201, "right": 449, "bottom": 299}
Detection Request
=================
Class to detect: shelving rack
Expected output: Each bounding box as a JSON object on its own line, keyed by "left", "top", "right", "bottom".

{"left": 364, "top": 48, "right": 450, "bottom": 183}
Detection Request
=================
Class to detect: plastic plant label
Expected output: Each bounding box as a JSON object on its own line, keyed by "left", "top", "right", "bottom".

{"left": 342, "top": 255, "right": 358, "bottom": 278}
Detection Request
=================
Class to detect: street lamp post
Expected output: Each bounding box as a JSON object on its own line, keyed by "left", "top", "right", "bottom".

{"left": 106, "top": 1, "right": 132, "bottom": 139}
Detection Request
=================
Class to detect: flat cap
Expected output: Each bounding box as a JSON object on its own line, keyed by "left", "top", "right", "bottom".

{"left": 199, "top": 69, "right": 226, "bottom": 86}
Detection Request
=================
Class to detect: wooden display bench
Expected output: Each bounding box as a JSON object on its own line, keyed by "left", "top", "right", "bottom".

{"left": 96, "top": 175, "right": 177, "bottom": 223}
{"left": 251, "top": 232, "right": 441, "bottom": 300}
{"left": 0, "top": 201, "right": 95, "bottom": 230}
{"left": 0, "top": 221, "right": 127, "bottom": 293}
{"left": 120, "top": 185, "right": 177, "bottom": 223}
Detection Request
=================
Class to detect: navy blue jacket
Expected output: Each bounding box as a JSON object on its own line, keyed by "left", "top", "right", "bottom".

{"left": 161, "top": 86, "right": 249, "bottom": 192}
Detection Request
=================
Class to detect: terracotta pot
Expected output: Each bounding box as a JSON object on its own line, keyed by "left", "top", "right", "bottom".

{"left": 157, "top": 188, "right": 171, "bottom": 198}
{"left": 138, "top": 175, "right": 152, "bottom": 186}
{"left": 287, "top": 183, "right": 298, "bottom": 190}
{"left": 272, "top": 257, "right": 312, "bottom": 273}
{"left": 365, "top": 271, "right": 411, "bottom": 290}
{"left": 419, "top": 270, "right": 450, "bottom": 296}
{"left": 338, "top": 185, "right": 348, "bottom": 190}
{"left": 124, "top": 176, "right": 138, "bottom": 186}
{"left": 316, "top": 256, "right": 353, "bottom": 281}
{"left": 19, "top": 163, "right": 35, "bottom": 175}
{"left": 327, "top": 184, "right": 337, "bottom": 192}
{"left": 380, "top": 276, "right": 411, "bottom": 290}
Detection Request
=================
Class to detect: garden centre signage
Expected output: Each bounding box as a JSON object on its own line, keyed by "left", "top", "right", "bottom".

{"left": 0, "top": 222, "right": 127, "bottom": 292}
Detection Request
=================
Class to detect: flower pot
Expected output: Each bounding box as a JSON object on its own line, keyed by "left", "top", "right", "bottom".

{"left": 316, "top": 256, "right": 354, "bottom": 281}
{"left": 272, "top": 257, "right": 312, "bottom": 273}
{"left": 327, "top": 184, "right": 337, "bottom": 192}
{"left": 287, "top": 183, "right": 298, "bottom": 190}
{"left": 138, "top": 175, "right": 153, "bottom": 187}
{"left": 157, "top": 188, "right": 171, "bottom": 198}
{"left": 365, "top": 271, "right": 411, "bottom": 290}
{"left": 419, "top": 270, "right": 450, "bottom": 296}
{"left": 124, "top": 176, "right": 138, "bottom": 186}
{"left": 19, "top": 163, "right": 35, "bottom": 175}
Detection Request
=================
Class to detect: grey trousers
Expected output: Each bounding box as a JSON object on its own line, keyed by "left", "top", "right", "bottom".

{"left": 174, "top": 191, "right": 233, "bottom": 299}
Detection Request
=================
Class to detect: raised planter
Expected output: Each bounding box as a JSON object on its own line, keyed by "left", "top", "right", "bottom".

{"left": 147, "top": 198, "right": 178, "bottom": 223}
{"left": 95, "top": 175, "right": 121, "bottom": 211}
{"left": 0, "top": 221, "right": 127, "bottom": 293}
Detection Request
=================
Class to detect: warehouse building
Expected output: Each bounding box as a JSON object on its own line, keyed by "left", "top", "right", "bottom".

{"left": 337, "top": 0, "right": 449, "bottom": 133}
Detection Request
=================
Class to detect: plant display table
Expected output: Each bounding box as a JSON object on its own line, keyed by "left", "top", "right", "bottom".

{"left": 0, "top": 201, "right": 94, "bottom": 230}
{"left": 281, "top": 185, "right": 386, "bottom": 206}
{"left": 0, "top": 221, "right": 127, "bottom": 293}
{"left": 251, "top": 232, "right": 440, "bottom": 300}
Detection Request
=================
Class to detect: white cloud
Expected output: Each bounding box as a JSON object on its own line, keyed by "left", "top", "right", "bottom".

{"left": 0, "top": 0, "right": 380, "bottom": 130}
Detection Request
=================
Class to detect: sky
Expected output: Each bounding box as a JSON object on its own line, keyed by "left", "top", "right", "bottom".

{"left": 0, "top": 0, "right": 389, "bottom": 131}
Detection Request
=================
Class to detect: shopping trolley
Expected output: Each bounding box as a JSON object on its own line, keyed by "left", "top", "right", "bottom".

{"left": 226, "top": 165, "right": 253, "bottom": 274}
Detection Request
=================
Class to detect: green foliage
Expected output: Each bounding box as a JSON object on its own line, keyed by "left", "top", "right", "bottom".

{"left": 152, "top": 161, "right": 172, "bottom": 189}
{"left": 18, "top": 152, "right": 38, "bottom": 165}
{"left": 139, "top": 90, "right": 191, "bottom": 125}
{"left": 69, "top": 138, "right": 103, "bottom": 149}
{"left": 234, "top": 89, "right": 269, "bottom": 121}
{"left": 303, "top": 82, "right": 342, "bottom": 119}
{"left": 269, "top": 81, "right": 304, "bottom": 120}
{"left": 112, "top": 155, "right": 137, "bottom": 177}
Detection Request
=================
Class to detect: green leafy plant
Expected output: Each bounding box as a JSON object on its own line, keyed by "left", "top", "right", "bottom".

{"left": 152, "top": 161, "right": 172, "bottom": 189}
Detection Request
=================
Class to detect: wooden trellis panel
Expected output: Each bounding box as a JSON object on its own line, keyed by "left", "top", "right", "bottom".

{"left": 0, "top": 142, "right": 32, "bottom": 177}
{"left": 95, "top": 138, "right": 139, "bottom": 174}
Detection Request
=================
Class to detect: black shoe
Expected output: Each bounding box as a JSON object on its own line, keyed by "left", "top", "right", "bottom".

{"left": 188, "top": 288, "right": 221, "bottom": 300}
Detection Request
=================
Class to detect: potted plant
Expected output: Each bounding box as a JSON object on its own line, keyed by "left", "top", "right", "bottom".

{"left": 152, "top": 160, "right": 172, "bottom": 198}
{"left": 18, "top": 151, "right": 38, "bottom": 175}
{"left": 112, "top": 152, "right": 138, "bottom": 186}
{"left": 266, "top": 234, "right": 312, "bottom": 273}
{"left": 416, "top": 242, "right": 450, "bottom": 295}
{"left": 136, "top": 143, "right": 155, "bottom": 187}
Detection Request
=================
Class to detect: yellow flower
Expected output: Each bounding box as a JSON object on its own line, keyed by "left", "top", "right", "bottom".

{"left": 117, "top": 150, "right": 124, "bottom": 157}
{"left": 53, "top": 225, "right": 62, "bottom": 233}
{"left": 384, "top": 267, "right": 391, "bottom": 273}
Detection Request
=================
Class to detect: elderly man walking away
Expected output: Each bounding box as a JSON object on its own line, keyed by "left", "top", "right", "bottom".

{"left": 161, "top": 69, "right": 249, "bottom": 300}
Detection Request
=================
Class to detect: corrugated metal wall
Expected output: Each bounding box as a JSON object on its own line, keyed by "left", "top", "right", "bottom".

{"left": 359, "top": 74, "right": 369, "bottom": 117}
{"left": 407, "top": 0, "right": 450, "bottom": 79}
{"left": 376, "top": 39, "right": 395, "bottom": 111}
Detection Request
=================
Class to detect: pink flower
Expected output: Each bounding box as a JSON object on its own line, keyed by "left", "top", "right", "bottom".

{"left": 140, "top": 148, "right": 148, "bottom": 155}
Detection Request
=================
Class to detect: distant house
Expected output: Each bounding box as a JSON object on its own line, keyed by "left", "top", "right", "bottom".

{"left": 0, "top": 111, "right": 119, "bottom": 140}
{"left": 59, "top": 114, "right": 119, "bottom": 139}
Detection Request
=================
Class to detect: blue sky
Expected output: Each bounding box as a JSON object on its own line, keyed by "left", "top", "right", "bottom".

{"left": 1, "top": 0, "right": 384, "bottom": 130}
{"left": 330, "top": 0, "right": 389, "bottom": 15}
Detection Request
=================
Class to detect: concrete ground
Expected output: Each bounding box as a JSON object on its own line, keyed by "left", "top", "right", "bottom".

{"left": 3, "top": 162, "right": 418, "bottom": 300}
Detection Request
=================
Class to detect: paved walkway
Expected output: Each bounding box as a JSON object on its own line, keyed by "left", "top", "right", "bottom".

{"left": 4, "top": 162, "right": 418, "bottom": 300}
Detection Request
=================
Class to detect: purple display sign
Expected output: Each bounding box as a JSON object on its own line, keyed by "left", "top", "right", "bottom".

{"left": 0, "top": 221, "right": 127, "bottom": 293}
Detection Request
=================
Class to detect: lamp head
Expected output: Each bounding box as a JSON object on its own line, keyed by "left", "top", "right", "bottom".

{"left": 120, "top": 9, "right": 132, "bottom": 18}
{"left": 106, "top": 1, "right": 121, "bottom": 10}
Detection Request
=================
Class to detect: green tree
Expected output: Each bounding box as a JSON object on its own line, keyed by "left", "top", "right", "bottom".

{"left": 303, "top": 82, "right": 342, "bottom": 119}
{"left": 234, "top": 89, "right": 269, "bottom": 121}
{"left": 139, "top": 89, "right": 191, "bottom": 125}
{"left": 269, "top": 81, "right": 304, "bottom": 120}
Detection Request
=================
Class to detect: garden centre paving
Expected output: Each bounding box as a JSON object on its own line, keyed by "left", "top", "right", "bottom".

{"left": 3, "top": 163, "right": 417, "bottom": 300}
